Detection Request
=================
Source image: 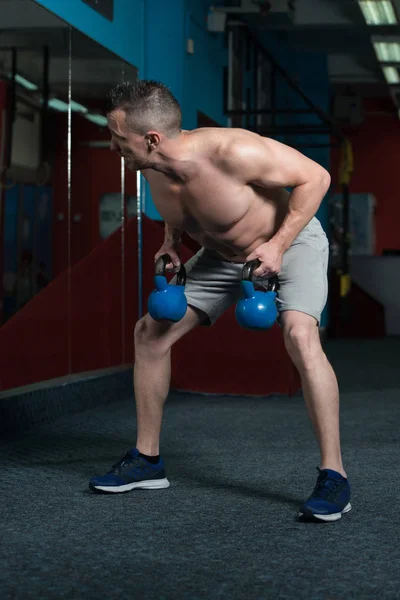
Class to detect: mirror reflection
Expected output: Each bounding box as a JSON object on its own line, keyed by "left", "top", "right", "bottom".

{"left": 0, "top": 0, "right": 138, "bottom": 391}
{"left": 70, "top": 28, "right": 137, "bottom": 372}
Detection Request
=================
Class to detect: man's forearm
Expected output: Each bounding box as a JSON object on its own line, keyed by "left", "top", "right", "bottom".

{"left": 164, "top": 223, "right": 182, "bottom": 243}
{"left": 272, "top": 176, "right": 330, "bottom": 252}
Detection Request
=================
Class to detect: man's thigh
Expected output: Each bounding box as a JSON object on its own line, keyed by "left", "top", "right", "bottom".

{"left": 174, "top": 249, "right": 243, "bottom": 326}
{"left": 277, "top": 220, "right": 329, "bottom": 325}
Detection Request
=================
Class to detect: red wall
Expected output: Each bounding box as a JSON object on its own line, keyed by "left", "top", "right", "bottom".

{"left": 331, "top": 98, "right": 400, "bottom": 255}
{"left": 0, "top": 218, "right": 137, "bottom": 391}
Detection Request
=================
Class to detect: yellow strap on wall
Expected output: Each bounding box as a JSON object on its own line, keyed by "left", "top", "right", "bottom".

{"left": 340, "top": 273, "right": 351, "bottom": 297}
{"left": 339, "top": 139, "right": 354, "bottom": 186}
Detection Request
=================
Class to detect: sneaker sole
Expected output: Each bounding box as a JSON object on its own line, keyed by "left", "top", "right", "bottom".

{"left": 89, "top": 478, "right": 170, "bottom": 494}
{"left": 298, "top": 502, "right": 352, "bottom": 522}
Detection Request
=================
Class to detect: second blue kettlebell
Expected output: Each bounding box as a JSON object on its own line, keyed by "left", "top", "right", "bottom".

{"left": 148, "top": 254, "right": 187, "bottom": 323}
{"left": 235, "top": 259, "right": 279, "bottom": 330}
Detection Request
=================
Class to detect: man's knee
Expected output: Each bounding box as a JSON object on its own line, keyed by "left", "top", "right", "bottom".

{"left": 134, "top": 314, "right": 173, "bottom": 357}
{"left": 282, "top": 312, "right": 321, "bottom": 367}
{"left": 134, "top": 307, "right": 201, "bottom": 356}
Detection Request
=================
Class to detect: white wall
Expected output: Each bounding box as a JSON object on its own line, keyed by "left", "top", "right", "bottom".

{"left": 351, "top": 256, "right": 400, "bottom": 335}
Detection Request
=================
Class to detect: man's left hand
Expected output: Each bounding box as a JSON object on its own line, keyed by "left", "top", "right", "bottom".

{"left": 246, "top": 240, "right": 284, "bottom": 278}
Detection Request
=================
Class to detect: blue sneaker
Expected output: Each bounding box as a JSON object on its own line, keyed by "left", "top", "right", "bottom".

{"left": 89, "top": 448, "right": 170, "bottom": 493}
{"left": 298, "top": 468, "right": 351, "bottom": 522}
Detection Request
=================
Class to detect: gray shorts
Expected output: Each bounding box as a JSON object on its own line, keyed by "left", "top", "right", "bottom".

{"left": 175, "top": 217, "right": 329, "bottom": 326}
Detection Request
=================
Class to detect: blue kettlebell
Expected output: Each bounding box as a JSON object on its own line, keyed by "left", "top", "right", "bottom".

{"left": 235, "top": 259, "right": 279, "bottom": 330}
{"left": 148, "top": 254, "right": 187, "bottom": 323}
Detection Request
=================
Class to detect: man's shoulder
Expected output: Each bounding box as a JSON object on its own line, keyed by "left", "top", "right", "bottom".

{"left": 190, "top": 127, "right": 265, "bottom": 162}
{"left": 191, "top": 126, "right": 257, "bottom": 140}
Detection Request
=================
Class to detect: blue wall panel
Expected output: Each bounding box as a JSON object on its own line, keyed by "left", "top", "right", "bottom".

{"left": 183, "top": 2, "right": 227, "bottom": 129}
{"left": 34, "top": 0, "right": 145, "bottom": 70}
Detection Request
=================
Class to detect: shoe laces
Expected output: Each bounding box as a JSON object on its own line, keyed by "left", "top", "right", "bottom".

{"left": 110, "top": 452, "right": 138, "bottom": 474}
{"left": 310, "top": 469, "right": 343, "bottom": 501}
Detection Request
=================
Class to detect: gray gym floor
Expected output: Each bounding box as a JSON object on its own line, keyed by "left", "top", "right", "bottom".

{"left": 1, "top": 338, "right": 399, "bottom": 599}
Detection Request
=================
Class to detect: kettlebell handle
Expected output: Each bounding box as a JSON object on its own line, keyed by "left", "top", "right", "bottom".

{"left": 242, "top": 259, "right": 280, "bottom": 292}
{"left": 242, "top": 259, "right": 261, "bottom": 282}
{"left": 155, "top": 254, "right": 187, "bottom": 286}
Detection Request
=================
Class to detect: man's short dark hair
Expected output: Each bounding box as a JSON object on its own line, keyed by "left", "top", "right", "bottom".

{"left": 106, "top": 80, "right": 182, "bottom": 137}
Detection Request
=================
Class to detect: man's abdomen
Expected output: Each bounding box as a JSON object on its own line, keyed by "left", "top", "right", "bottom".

{"left": 189, "top": 200, "right": 285, "bottom": 263}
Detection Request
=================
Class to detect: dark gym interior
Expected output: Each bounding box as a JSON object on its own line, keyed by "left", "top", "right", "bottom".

{"left": 1, "top": 1, "right": 400, "bottom": 598}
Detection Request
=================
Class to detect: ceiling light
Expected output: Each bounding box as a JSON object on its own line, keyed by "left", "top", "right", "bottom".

{"left": 48, "top": 98, "right": 69, "bottom": 112}
{"left": 359, "top": 1, "right": 398, "bottom": 25}
{"left": 374, "top": 41, "right": 400, "bottom": 61}
{"left": 85, "top": 113, "right": 108, "bottom": 126}
{"left": 70, "top": 100, "right": 88, "bottom": 114}
{"left": 383, "top": 65, "right": 400, "bottom": 83}
{"left": 9, "top": 73, "right": 38, "bottom": 91}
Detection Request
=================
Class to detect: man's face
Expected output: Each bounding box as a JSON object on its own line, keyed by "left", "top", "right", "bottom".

{"left": 107, "top": 109, "right": 146, "bottom": 171}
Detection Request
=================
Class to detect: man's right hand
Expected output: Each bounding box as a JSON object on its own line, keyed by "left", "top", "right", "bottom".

{"left": 154, "top": 242, "right": 181, "bottom": 273}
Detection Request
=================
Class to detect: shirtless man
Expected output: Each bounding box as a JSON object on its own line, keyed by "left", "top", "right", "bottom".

{"left": 89, "top": 80, "right": 351, "bottom": 522}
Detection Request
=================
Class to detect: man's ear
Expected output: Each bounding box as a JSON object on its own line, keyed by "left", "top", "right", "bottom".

{"left": 145, "top": 132, "right": 161, "bottom": 150}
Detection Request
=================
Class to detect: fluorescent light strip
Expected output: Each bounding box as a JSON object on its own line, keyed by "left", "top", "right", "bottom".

{"left": 49, "top": 98, "right": 88, "bottom": 114}
{"left": 18, "top": 84, "right": 105, "bottom": 126}
{"left": 374, "top": 41, "right": 400, "bottom": 62}
{"left": 48, "top": 98, "right": 97, "bottom": 119}
{"left": 359, "top": 1, "right": 398, "bottom": 25}
{"left": 14, "top": 74, "right": 38, "bottom": 91}
{"left": 382, "top": 1, "right": 398, "bottom": 23}
{"left": 10, "top": 71, "right": 99, "bottom": 123}
{"left": 85, "top": 113, "right": 108, "bottom": 126}
{"left": 48, "top": 98, "right": 69, "bottom": 112}
{"left": 8, "top": 73, "right": 38, "bottom": 91}
{"left": 70, "top": 100, "right": 88, "bottom": 114}
{"left": 383, "top": 65, "right": 400, "bottom": 83}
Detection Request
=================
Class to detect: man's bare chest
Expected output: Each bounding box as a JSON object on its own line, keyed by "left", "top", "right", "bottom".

{"left": 146, "top": 171, "right": 252, "bottom": 234}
